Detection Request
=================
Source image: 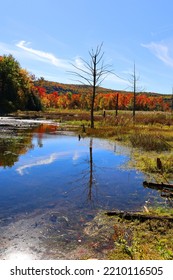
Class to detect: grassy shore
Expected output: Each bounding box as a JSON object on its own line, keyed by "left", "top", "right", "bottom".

{"left": 106, "top": 207, "right": 173, "bottom": 260}
{"left": 55, "top": 109, "right": 173, "bottom": 181}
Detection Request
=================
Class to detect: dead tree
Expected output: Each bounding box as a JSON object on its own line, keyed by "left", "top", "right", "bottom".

{"left": 133, "top": 63, "right": 136, "bottom": 120}
{"left": 69, "top": 43, "right": 113, "bottom": 128}
{"left": 172, "top": 87, "right": 173, "bottom": 112}
{"left": 115, "top": 93, "right": 119, "bottom": 117}
{"left": 128, "top": 62, "right": 143, "bottom": 121}
{"left": 128, "top": 62, "right": 138, "bottom": 121}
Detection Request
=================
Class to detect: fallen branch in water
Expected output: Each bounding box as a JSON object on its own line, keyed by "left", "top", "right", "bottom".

{"left": 106, "top": 210, "right": 173, "bottom": 222}
{"left": 143, "top": 181, "right": 173, "bottom": 191}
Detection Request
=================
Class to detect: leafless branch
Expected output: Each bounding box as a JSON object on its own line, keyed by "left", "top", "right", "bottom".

{"left": 68, "top": 43, "right": 115, "bottom": 128}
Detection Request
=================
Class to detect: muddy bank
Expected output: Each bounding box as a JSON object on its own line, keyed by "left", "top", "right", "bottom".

{"left": 0, "top": 195, "right": 172, "bottom": 261}
{"left": 1, "top": 206, "right": 173, "bottom": 260}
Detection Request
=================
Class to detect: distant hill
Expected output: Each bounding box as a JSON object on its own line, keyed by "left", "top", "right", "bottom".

{"left": 34, "top": 78, "right": 170, "bottom": 96}
{"left": 34, "top": 79, "right": 172, "bottom": 107}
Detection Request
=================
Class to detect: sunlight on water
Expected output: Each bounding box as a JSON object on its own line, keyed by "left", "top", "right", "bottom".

{"left": 6, "top": 252, "right": 35, "bottom": 260}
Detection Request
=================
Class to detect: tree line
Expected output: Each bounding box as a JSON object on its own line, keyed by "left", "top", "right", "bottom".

{"left": 0, "top": 52, "right": 171, "bottom": 126}
{"left": 36, "top": 85, "right": 169, "bottom": 111}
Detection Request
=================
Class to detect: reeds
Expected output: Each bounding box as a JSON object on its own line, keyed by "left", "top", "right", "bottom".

{"left": 129, "top": 132, "right": 171, "bottom": 151}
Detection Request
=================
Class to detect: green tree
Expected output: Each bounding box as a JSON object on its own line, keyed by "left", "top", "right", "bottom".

{"left": 0, "top": 54, "right": 42, "bottom": 113}
{"left": 0, "top": 55, "right": 20, "bottom": 112}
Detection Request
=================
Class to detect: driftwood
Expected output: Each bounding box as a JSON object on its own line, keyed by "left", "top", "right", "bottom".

{"left": 143, "top": 181, "right": 173, "bottom": 199}
{"left": 161, "top": 193, "right": 173, "bottom": 198}
{"left": 106, "top": 210, "right": 173, "bottom": 222}
{"left": 143, "top": 181, "right": 173, "bottom": 192}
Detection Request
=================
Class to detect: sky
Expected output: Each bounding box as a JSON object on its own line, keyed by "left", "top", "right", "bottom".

{"left": 1, "top": 0, "right": 173, "bottom": 94}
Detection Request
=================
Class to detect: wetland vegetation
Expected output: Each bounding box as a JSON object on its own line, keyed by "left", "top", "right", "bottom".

{"left": 0, "top": 109, "right": 172, "bottom": 260}
{"left": 0, "top": 54, "right": 173, "bottom": 260}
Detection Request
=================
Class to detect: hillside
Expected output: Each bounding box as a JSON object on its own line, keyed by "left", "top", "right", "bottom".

{"left": 34, "top": 78, "right": 171, "bottom": 100}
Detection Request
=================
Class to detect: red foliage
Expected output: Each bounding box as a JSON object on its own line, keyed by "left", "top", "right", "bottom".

{"left": 36, "top": 85, "right": 170, "bottom": 111}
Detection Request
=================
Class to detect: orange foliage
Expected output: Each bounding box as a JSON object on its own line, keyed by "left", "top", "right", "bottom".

{"left": 35, "top": 85, "right": 170, "bottom": 111}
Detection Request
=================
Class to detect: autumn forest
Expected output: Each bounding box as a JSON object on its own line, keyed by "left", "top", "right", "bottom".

{"left": 0, "top": 54, "right": 172, "bottom": 114}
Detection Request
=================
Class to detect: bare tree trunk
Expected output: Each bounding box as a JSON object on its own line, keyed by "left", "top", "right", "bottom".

{"left": 91, "top": 55, "right": 97, "bottom": 128}
{"left": 133, "top": 62, "right": 136, "bottom": 121}
{"left": 172, "top": 87, "right": 173, "bottom": 112}
{"left": 69, "top": 44, "right": 113, "bottom": 129}
{"left": 115, "top": 93, "right": 119, "bottom": 117}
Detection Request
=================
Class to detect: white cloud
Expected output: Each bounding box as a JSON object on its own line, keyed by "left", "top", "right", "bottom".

{"left": 141, "top": 41, "right": 173, "bottom": 67}
{"left": 16, "top": 40, "right": 70, "bottom": 69}
{"left": 0, "top": 40, "right": 132, "bottom": 88}
{"left": 72, "top": 151, "right": 80, "bottom": 161}
{"left": 16, "top": 152, "right": 69, "bottom": 175}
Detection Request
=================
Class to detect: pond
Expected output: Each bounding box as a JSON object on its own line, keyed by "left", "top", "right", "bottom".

{"left": 0, "top": 123, "right": 167, "bottom": 259}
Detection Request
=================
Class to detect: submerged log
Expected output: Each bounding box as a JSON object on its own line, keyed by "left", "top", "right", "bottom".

{"left": 143, "top": 181, "right": 173, "bottom": 191}
{"left": 161, "top": 192, "right": 173, "bottom": 198}
{"left": 106, "top": 210, "right": 173, "bottom": 222}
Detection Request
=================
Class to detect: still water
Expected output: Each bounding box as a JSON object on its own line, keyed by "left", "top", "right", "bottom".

{"left": 0, "top": 123, "right": 169, "bottom": 259}
{"left": 0, "top": 124, "right": 165, "bottom": 222}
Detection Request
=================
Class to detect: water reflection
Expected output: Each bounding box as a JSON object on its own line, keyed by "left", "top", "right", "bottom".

{"left": 16, "top": 152, "right": 69, "bottom": 175}
{"left": 0, "top": 123, "right": 171, "bottom": 259}
{"left": 0, "top": 124, "right": 58, "bottom": 168}
{"left": 0, "top": 133, "right": 33, "bottom": 167}
{"left": 80, "top": 137, "right": 94, "bottom": 203}
{"left": 35, "top": 124, "right": 58, "bottom": 148}
{"left": 88, "top": 138, "right": 93, "bottom": 201}
{"left": 0, "top": 124, "right": 168, "bottom": 221}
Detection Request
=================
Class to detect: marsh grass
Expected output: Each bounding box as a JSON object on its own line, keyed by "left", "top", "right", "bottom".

{"left": 129, "top": 132, "right": 171, "bottom": 151}
{"left": 107, "top": 208, "right": 173, "bottom": 260}
{"left": 131, "top": 152, "right": 173, "bottom": 179}
{"left": 75, "top": 111, "right": 173, "bottom": 179}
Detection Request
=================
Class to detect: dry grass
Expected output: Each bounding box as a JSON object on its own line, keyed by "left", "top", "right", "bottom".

{"left": 129, "top": 132, "right": 171, "bottom": 151}
{"left": 107, "top": 211, "right": 173, "bottom": 260}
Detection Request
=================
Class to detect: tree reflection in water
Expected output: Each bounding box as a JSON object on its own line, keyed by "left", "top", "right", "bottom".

{"left": 0, "top": 131, "right": 33, "bottom": 167}
{"left": 88, "top": 138, "right": 93, "bottom": 201}
{"left": 78, "top": 137, "right": 97, "bottom": 206}
{"left": 0, "top": 124, "right": 57, "bottom": 167}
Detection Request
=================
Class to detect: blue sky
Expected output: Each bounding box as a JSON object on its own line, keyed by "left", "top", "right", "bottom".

{"left": 1, "top": 0, "right": 173, "bottom": 94}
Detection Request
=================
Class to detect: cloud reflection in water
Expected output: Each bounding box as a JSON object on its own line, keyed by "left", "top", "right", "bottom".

{"left": 16, "top": 152, "right": 70, "bottom": 175}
